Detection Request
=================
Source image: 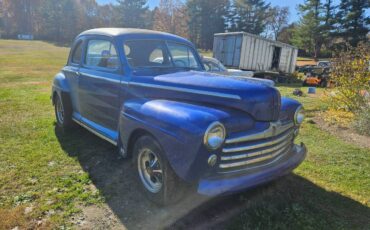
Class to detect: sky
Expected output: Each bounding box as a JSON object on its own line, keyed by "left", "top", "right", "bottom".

{"left": 97, "top": 0, "right": 305, "bottom": 23}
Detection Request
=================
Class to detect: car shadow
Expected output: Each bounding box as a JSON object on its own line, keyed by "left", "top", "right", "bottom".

{"left": 55, "top": 126, "right": 370, "bottom": 230}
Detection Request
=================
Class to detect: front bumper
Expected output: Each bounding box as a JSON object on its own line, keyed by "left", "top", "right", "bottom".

{"left": 197, "top": 143, "right": 307, "bottom": 196}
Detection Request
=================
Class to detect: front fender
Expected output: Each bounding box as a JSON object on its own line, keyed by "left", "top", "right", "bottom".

{"left": 119, "top": 99, "right": 231, "bottom": 181}
{"left": 279, "top": 97, "right": 301, "bottom": 121}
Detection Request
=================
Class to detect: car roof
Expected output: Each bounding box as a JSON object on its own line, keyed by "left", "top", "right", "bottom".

{"left": 77, "top": 28, "right": 193, "bottom": 46}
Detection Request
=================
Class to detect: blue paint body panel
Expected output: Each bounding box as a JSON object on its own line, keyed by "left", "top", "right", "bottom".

{"left": 52, "top": 28, "right": 307, "bottom": 196}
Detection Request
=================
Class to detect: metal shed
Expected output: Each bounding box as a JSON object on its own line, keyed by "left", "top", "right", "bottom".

{"left": 213, "top": 32, "right": 298, "bottom": 74}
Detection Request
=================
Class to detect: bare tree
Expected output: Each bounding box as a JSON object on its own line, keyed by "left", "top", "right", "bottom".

{"left": 266, "top": 6, "right": 289, "bottom": 40}
{"left": 153, "top": 0, "right": 189, "bottom": 38}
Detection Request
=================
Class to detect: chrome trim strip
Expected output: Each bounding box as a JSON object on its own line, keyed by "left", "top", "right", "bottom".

{"left": 72, "top": 118, "right": 117, "bottom": 146}
{"left": 218, "top": 148, "right": 291, "bottom": 173}
{"left": 82, "top": 73, "right": 121, "bottom": 84}
{"left": 222, "top": 130, "right": 293, "bottom": 153}
{"left": 129, "top": 82, "right": 241, "bottom": 100}
{"left": 219, "top": 145, "right": 291, "bottom": 169}
{"left": 225, "top": 121, "right": 294, "bottom": 144}
{"left": 221, "top": 138, "right": 292, "bottom": 161}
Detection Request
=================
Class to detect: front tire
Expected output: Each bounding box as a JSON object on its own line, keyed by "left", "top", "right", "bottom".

{"left": 133, "top": 135, "right": 184, "bottom": 206}
{"left": 54, "top": 94, "right": 74, "bottom": 130}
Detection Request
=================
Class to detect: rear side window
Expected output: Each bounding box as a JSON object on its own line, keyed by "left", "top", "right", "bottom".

{"left": 85, "top": 40, "right": 118, "bottom": 69}
{"left": 71, "top": 41, "right": 83, "bottom": 64}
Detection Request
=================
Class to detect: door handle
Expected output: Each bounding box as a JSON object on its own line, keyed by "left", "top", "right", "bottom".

{"left": 74, "top": 71, "right": 80, "bottom": 76}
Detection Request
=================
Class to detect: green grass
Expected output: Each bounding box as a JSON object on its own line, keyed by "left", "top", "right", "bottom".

{"left": 0, "top": 40, "right": 102, "bottom": 229}
{"left": 0, "top": 40, "right": 369, "bottom": 229}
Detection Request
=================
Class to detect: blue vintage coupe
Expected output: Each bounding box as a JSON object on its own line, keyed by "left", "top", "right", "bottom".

{"left": 52, "top": 28, "right": 306, "bottom": 205}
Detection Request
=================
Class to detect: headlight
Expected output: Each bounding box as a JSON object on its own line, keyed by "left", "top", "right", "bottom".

{"left": 204, "top": 122, "right": 226, "bottom": 150}
{"left": 294, "top": 106, "right": 305, "bottom": 125}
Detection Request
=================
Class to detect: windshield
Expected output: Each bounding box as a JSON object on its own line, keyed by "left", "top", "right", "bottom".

{"left": 123, "top": 40, "right": 202, "bottom": 70}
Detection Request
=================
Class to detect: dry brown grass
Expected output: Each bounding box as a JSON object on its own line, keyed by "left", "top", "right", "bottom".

{"left": 296, "top": 60, "right": 317, "bottom": 66}
{"left": 0, "top": 206, "right": 27, "bottom": 230}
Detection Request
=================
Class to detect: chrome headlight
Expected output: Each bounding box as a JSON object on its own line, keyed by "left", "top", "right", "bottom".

{"left": 204, "top": 122, "right": 226, "bottom": 150}
{"left": 294, "top": 106, "right": 305, "bottom": 125}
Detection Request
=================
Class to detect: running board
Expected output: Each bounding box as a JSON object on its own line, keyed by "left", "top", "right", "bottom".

{"left": 72, "top": 118, "right": 117, "bottom": 146}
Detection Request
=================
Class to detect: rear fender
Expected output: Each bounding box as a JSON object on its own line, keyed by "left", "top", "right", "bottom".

{"left": 52, "top": 72, "right": 70, "bottom": 104}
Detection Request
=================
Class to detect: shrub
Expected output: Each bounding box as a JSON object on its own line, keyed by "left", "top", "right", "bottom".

{"left": 329, "top": 43, "right": 370, "bottom": 135}
{"left": 353, "top": 106, "right": 370, "bottom": 136}
{"left": 330, "top": 43, "right": 370, "bottom": 112}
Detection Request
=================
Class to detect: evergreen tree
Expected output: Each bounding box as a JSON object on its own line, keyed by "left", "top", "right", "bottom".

{"left": 321, "top": 0, "right": 336, "bottom": 48}
{"left": 187, "top": 0, "right": 230, "bottom": 49}
{"left": 116, "top": 0, "right": 149, "bottom": 28}
{"left": 232, "top": 0, "right": 270, "bottom": 35}
{"left": 336, "top": 0, "right": 369, "bottom": 46}
{"left": 293, "top": 0, "right": 324, "bottom": 59}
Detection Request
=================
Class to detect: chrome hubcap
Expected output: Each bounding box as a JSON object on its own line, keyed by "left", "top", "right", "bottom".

{"left": 137, "top": 148, "right": 163, "bottom": 193}
{"left": 56, "top": 98, "right": 64, "bottom": 124}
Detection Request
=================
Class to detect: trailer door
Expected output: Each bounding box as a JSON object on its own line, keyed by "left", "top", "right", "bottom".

{"left": 271, "top": 46, "right": 281, "bottom": 70}
{"left": 217, "top": 35, "right": 242, "bottom": 67}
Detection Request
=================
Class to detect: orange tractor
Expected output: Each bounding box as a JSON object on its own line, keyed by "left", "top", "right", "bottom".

{"left": 302, "top": 66, "right": 331, "bottom": 87}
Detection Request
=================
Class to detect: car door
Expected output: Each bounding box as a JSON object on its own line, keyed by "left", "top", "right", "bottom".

{"left": 78, "top": 37, "right": 122, "bottom": 133}
{"left": 63, "top": 39, "right": 84, "bottom": 115}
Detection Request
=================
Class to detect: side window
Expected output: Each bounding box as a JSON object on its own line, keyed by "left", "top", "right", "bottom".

{"left": 85, "top": 40, "right": 118, "bottom": 69}
{"left": 150, "top": 48, "right": 164, "bottom": 64}
{"left": 167, "top": 42, "right": 199, "bottom": 68}
{"left": 71, "top": 41, "right": 83, "bottom": 64}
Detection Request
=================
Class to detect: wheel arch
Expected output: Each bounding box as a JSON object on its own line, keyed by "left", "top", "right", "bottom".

{"left": 126, "top": 128, "right": 155, "bottom": 158}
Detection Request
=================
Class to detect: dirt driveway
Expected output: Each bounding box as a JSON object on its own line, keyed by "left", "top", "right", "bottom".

{"left": 55, "top": 126, "right": 270, "bottom": 230}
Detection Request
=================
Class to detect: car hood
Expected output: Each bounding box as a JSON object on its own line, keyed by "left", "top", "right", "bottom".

{"left": 129, "top": 71, "right": 281, "bottom": 121}
{"left": 213, "top": 71, "right": 274, "bottom": 87}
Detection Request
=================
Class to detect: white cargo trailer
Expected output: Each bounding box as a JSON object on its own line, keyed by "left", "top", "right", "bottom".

{"left": 213, "top": 32, "right": 298, "bottom": 74}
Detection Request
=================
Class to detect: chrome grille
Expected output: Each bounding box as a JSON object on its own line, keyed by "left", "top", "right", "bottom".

{"left": 219, "top": 121, "right": 295, "bottom": 173}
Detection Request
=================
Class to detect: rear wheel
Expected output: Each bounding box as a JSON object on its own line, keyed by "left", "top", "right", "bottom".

{"left": 54, "top": 94, "right": 74, "bottom": 130}
{"left": 133, "top": 135, "right": 184, "bottom": 206}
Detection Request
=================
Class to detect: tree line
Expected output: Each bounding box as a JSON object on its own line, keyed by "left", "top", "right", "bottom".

{"left": 292, "top": 0, "right": 369, "bottom": 59}
{"left": 0, "top": 0, "right": 368, "bottom": 58}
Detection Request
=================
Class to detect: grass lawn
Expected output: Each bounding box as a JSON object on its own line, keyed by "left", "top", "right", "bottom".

{"left": 0, "top": 40, "right": 369, "bottom": 229}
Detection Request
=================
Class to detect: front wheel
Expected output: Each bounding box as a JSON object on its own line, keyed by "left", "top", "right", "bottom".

{"left": 133, "top": 135, "right": 184, "bottom": 206}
